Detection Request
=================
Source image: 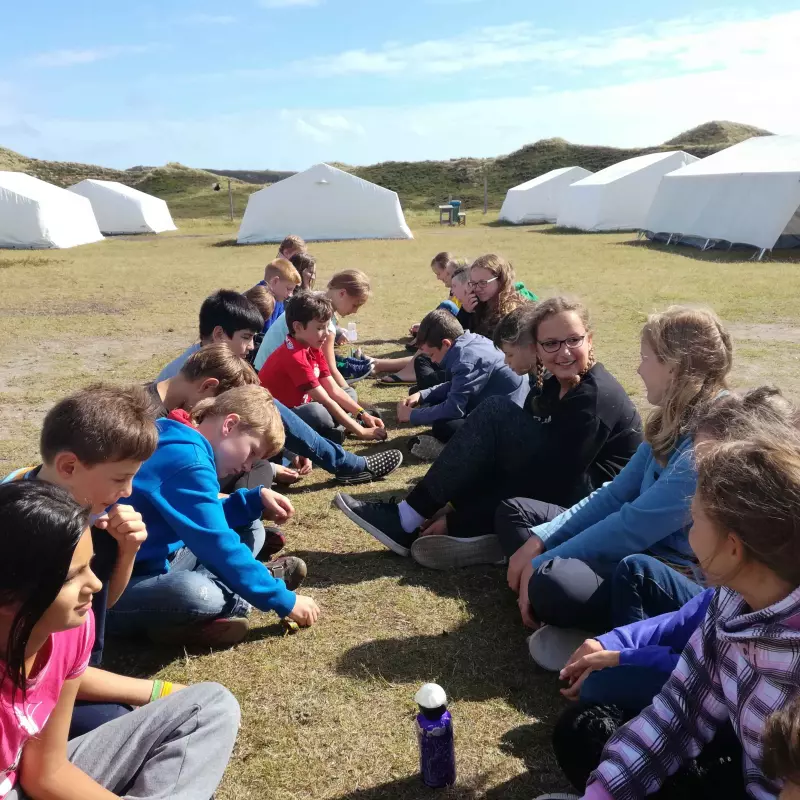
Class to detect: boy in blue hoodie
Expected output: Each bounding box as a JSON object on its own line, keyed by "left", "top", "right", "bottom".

{"left": 397, "top": 309, "right": 528, "bottom": 454}
{"left": 108, "top": 385, "right": 320, "bottom": 647}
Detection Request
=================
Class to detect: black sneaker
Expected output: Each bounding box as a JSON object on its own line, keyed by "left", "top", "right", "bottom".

{"left": 334, "top": 492, "right": 416, "bottom": 556}
{"left": 335, "top": 449, "right": 403, "bottom": 485}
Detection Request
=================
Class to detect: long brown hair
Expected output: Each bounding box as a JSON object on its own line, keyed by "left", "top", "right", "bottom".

{"left": 642, "top": 306, "right": 732, "bottom": 464}
{"left": 470, "top": 254, "right": 526, "bottom": 337}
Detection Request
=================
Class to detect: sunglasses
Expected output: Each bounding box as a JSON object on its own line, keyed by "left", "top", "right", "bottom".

{"left": 467, "top": 277, "right": 498, "bottom": 290}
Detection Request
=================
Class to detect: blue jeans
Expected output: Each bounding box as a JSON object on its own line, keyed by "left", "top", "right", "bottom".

{"left": 579, "top": 665, "right": 671, "bottom": 711}
{"left": 107, "top": 520, "right": 264, "bottom": 635}
{"left": 530, "top": 553, "right": 702, "bottom": 632}
{"left": 275, "top": 399, "right": 365, "bottom": 475}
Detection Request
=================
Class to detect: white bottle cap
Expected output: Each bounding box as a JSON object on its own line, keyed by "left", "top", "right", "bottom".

{"left": 415, "top": 683, "right": 447, "bottom": 709}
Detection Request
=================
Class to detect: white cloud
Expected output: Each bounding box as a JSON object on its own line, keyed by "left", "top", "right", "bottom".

{"left": 257, "top": 0, "right": 322, "bottom": 7}
{"left": 26, "top": 45, "right": 151, "bottom": 68}
{"left": 294, "top": 118, "right": 330, "bottom": 143}
{"left": 182, "top": 13, "right": 237, "bottom": 24}
{"left": 286, "top": 10, "right": 800, "bottom": 78}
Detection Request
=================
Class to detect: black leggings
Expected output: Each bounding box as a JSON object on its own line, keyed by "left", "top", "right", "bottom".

{"left": 552, "top": 703, "right": 747, "bottom": 799}
{"left": 414, "top": 354, "right": 446, "bottom": 390}
{"left": 406, "top": 396, "right": 550, "bottom": 537}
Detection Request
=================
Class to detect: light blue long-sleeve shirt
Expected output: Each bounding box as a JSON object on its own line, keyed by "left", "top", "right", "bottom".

{"left": 410, "top": 331, "right": 528, "bottom": 425}
{"left": 531, "top": 437, "right": 697, "bottom": 578}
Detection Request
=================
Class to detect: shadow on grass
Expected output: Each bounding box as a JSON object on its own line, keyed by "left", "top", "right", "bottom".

{"left": 295, "top": 547, "right": 564, "bottom": 715}
{"left": 535, "top": 226, "right": 590, "bottom": 236}
{"left": 210, "top": 238, "right": 240, "bottom": 248}
{"left": 615, "top": 238, "right": 800, "bottom": 264}
{"left": 330, "top": 725, "right": 563, "bottom": 800}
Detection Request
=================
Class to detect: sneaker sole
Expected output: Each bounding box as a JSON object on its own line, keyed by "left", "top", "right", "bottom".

{"left": 334, "top": 493, "right": 410, "bottom": 557}
{"left": 410, "top": 534, "right": 505, "bottom": 570}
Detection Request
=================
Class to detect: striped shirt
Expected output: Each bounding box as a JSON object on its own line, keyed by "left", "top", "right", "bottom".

{"left": 586, "top": 585, "right": 800, "bottom": 799}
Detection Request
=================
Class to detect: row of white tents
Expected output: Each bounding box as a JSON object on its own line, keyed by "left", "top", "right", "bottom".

{"left": 0, "top": 173, "right": 176, "bottom": 249}
{"left": 499, "top": 135, "right": 800, "bottom": 254}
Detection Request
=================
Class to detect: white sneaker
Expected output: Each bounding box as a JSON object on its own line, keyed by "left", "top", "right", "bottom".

{"left": 527, "top": 625, "right": 595, "bottom": 673}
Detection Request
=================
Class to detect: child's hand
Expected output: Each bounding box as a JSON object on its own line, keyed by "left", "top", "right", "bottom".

{"left": 359, "top": 426, "right": 388, "bottom": 441}
{"left": 95, "top": 504, "right": 148, "bottom": 554}
{"left": 405, "top": 392, "right": 421, "bottom": 408}
{"left": 260, "top": 488, "right": 295, "bottom": 522}
{"left": 507, "top": 535, "right": 544, "bottom": 593}
{"left": 396, "top": 402, "right": 413, "bottom": 424}
{"left": 274, "top": 465, "right": 301, "bottom": 485}
{"left": 420, "top": 516, "right": 448, "bottom": 537}
{"left": 463, "top": 292, "right": 479, "bottom": 312}
{"left": 292, "top": 456, "right": 313, "bottom": 475}
{"left": 559, "top": 648, "right": 620, "bottom": 701}
{"left": 409, "top": 323, "right": 420, "bottom": 336}
{"left": 288, "top": 594, "right": 321, "bottom": 627}
{"left": 361, "top": 412, "right": 385, "bottom": 429}
{"left": 517, "top": 561, "right": 538, "bottom": 630}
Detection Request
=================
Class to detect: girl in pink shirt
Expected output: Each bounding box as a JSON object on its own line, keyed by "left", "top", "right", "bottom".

{"left": 0, "top": 480, "right": 240, "bottom": 800}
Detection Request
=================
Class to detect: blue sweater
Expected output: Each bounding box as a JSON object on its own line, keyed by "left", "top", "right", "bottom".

{"left": 410, "top": 331, "right": 528, "bottom": 425}
{"left": 532, "top": 438, "right": 697, "bottom": 578}
{"left": 597, "top": 589, "right": 713, "bottom": 674}
{"left": 128, "top": 418, "right": 296, "bottom": 617}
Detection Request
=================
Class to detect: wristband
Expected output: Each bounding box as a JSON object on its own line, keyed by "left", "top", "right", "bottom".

{"left": 355, "top": 408, "right": 366, "bottom": 420}
{"left": 150, "top": 679, "right": 175, "bottom": 703}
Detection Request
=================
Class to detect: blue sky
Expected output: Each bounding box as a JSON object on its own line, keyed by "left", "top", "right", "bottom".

{"left": 2, "top": 0, "right": 799, "bottom": 170}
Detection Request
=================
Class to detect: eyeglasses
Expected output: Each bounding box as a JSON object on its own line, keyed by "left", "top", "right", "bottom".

{"left": 468, "top": 277, "right": 498, "bottom": 290}
{"left": 538, "top": 335, "right": 586, "bottom": 353}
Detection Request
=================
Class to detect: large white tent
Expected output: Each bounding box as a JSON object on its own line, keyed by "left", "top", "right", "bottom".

{"left": 0, "top": 172, "right": 104, "bottom": 249}
{"left": 499, "top": 166, "right": 592, "bottom": 224}
{"left": 644, "top": 135, "right": 800, "bottom": 254}
{"left": 557, "top": 151, "right": 699, "bottom": 232}
{"left": 237, "top": 163, "right": 413, "bottom": 244}
{"left": 68, "top": 179, "right": 176, "bottom": 235}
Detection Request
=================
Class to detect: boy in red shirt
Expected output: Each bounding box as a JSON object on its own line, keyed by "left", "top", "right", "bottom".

{"left": 259, "top": 291, "right": 386, "bottom": 444}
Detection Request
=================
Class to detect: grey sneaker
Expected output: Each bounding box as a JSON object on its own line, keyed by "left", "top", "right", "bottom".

{"left": 267, "top": 555, "right": 307, "bottom": 591}
{"left": 534, "top": 794, "right": 580, "bottom": 799}
{"left": 411, "top": 534, "right": 505, "bottom": 570}
{"left": 528, "top": 625, "right": 595, "bottom": 673}
{"left": 409, "top": 434, "right": 446, "bottom": 462}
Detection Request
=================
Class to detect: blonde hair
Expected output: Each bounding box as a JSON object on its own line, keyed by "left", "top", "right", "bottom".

{"left": 190, "top": 385, "right": 285, "bottom": 458}
{"left": 264, "top": 258, "right": 301, "bottom": 286}
{"left": 327, "top": 269, "right": 371, "bottom": 303}
{"left": 242, "top": 285, "right": 276, "bottom": 323}
{"left": 180, "top": 343, "right": 259, "bottom": 394}
{"left": 696, "top": 426, "right": 800, "bottom": 587}
{"left": 279, "top": 235, "right": 307, "bottom": 255}
{"left": 470, "top": 254, "right": 526, "bottom": 337}
{"left": 642, "top": 306, "right": 732, "bottom": 464}
{"left": 431, "top": 252, "right": 453, "bottom": 271}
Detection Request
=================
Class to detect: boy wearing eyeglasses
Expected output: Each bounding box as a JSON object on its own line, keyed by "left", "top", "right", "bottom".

{"left": 397, "top": 309, "right": 527, "bottom": 455}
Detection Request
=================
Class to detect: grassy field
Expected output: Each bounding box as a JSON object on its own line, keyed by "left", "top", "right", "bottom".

{"left": 1, "top": 213, "right": 800, "bottom": 799}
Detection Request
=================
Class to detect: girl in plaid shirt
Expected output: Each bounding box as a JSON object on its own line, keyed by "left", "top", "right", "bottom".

{"left": 541, "top": 419, "right": 800, "bottom": 800}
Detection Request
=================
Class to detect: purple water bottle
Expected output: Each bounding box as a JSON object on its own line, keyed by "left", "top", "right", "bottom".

{"left": 415, "top": 683, "right": 456, "bottom": 788}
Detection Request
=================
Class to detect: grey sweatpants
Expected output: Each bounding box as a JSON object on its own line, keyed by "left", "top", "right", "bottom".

{"left": 8, "top": 682, "right": 240, "bottom": 800}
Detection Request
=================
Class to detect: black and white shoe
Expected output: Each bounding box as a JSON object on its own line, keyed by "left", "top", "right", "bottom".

{"left": 335, "top": 449, "right": 403, "bottom": 485}
{"left": 334, "top": 492, "right": 416, "bottom": 556}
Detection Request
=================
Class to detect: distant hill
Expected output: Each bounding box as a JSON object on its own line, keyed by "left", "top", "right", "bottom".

{"left": 0, "top": 120, "right": 773, "bottom": 217}
{"left": 205, "top": 168, "right": 296, "bottom": 184}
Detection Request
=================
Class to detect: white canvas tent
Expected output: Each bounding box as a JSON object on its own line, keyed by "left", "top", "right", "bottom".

{"left": 557, "top": 151, "right": 699, "bottom": 232}
{"left": 0, "top": 172, "right": 104, "bottom": 249}
{"left": 68, "top": 179, "right": 176, "bottom": 235}
{"left": 644, "top": 135, "right": 800, "bottom": 255}
{"left": 237, "top": 163, "right": 413, "bottom": 244}
{"left": 499, "top": 166, "right": 592, "bottom": 224}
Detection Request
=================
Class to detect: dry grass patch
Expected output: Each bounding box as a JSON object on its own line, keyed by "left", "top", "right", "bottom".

{"left": 1, "top": 217, "right": 800, "bottom": 797}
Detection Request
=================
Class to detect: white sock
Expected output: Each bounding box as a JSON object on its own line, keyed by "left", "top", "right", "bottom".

{"left": 398, "top": 501, "right": 424, "bottom": 533}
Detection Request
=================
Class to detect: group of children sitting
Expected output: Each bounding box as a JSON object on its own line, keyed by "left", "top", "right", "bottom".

{"left": 3, "top": 235, "right": 800, "bottom": 800}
